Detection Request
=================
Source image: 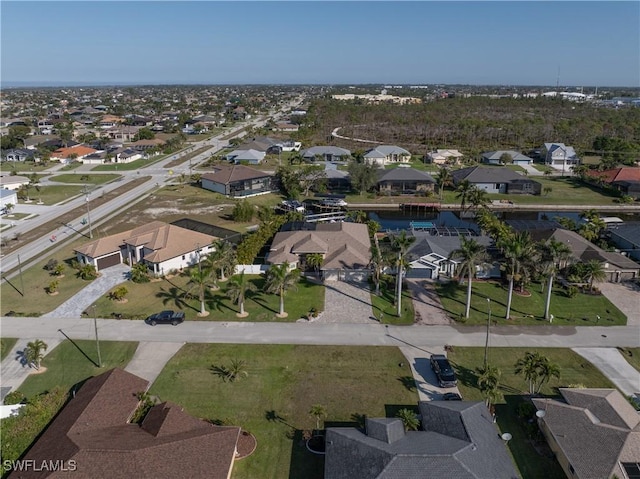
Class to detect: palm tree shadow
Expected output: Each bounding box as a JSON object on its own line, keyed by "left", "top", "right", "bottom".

{"left": 250, "top": 295, "right": 278, "bottom": 314}
{"left": 156, "top": 287, "right": 196, "bottom": 312}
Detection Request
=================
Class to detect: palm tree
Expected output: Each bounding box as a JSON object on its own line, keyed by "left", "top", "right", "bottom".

{"left": 370, "top": 244, "right": 387, "bottom": 297}
{"left": 449, "top": 237, "right": 489, "bottom": 319}
{"left": 514, "top": 351, "right": 544, "bottom": 395}
{"left": 535, "top": 360, "right": 561, "bottom": 394}
{"left": 583, "top": 259, "right": 606, "bottom": 292}
{"left": 455, "top": 180, "right": 473, "bottom": 211}
{"left": 499, "top": 231, "right": 535, "bottom": 320}
{"left": 24, "top": 339, "right": 48, "bottom": 370}
{"left": 305, "top": 253, "right": 324, "bottom": 274}
{"left": 477, "top": 365, "right": 502, "bottom": 407}
{"left": 186, "top": 263, "right": 211, "bottom": 317}
{"left": 537, "top": 239, "right": 572, "bottom": 320}
{"left": 264, "top": 262, "right": 300, "bottom": 317}
{"left": 225, "top": 359, "right": 249, "bottom": 382}
{"left": 309, "top": 404, "right": 327, "bottom": 430}
{"left": 396, "top": 408, "right": 420, "bottom": 431}
{"left": 226, "top": 272, "right": 257, "bottom": 317}
{"left": 391, "top": 231, "right": 416, "bottom": 317}
{"left": 435, "top": 167, "right": 453, "bottom": 200}
{"left": 209, "top": 240, "right": 236, "bottom": 282}
{"left": 467, "top": 186, "right": 489, "bottom": 211}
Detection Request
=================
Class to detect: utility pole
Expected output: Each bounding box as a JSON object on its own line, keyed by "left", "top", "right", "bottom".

{"left": 17, "top": 254, "right": 25, "bottom": 296}
{"left": 93, "top": 305, "right": 102, "bottom": 367}
{"left": 85, "top": 187, "right": 93, "bottom": 239}
{"left": 483, "top": 298, "right": 491, "bottom": 370}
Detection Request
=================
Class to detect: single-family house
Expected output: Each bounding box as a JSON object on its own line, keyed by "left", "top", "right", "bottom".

{"left": 363, "top": 145, "right": 411, "bottom": 167}
{"left": 425, "top": 149, "right": 464, "bottom": 165}
{"left": 607, "top": 222, "right": 640, "bottom": 262}
{"left": 74, "top": 221, "right": 217, "bottom": 277}
{"left": 129, "top": 138, "right": 166, "bottom": 151}
{"left": 104, "top": 125, "right": 141, "bottom": 142}
{"left": 274, "top": 121, "right": 299, "bottom": 132}
{"left": 325, "top": 401, "right": 519, "bottom": 479}
{"left": 50, "top": 145, "right": 99, "bottom": 163}
{"left": 201, "top": 164, "right": 274, "bottom": 198}
{"left": 267, "top": 222, "right": 371, "bottom": 281}
{"left": 1, "top": 148, "right": 34, "bottom": 162}
{"left": 9, "top": 368, "right": 246, "bottom": 479}
{"left": 532, "top": 389, "right": 640, "bottom": 479}
{"left": 544, "top": 142, "right": 580, "bottom": 172}
{"left": 0, "top": 175, "right": 30, "bottom": 191}
{"left": 301, "top": 146, "right": 351, "bottom": 162}
{"left": 481, "top": 150, "right": 534, "bottom": 166}
{"left": 115, "top": 147, "right": 143, "bottom": 163}
{"left": 224, "top": 149, "right": 266, "bottom": 164}
{"left": 0, "top": 189, "right": 18, "bottom": 210}
{"left": 99, "top": 114, "right": 124, "bottom": 128}
{"left": 376, "top": 167, "right": 435, "bottom": 194}
{"left": 451, "top": 166, "right": 542, "bottom": 195}
{"left": 527, "top": 227, "right": 640, "bottom": 282}
{"left": 235, "top": 136, "right": 281, "bottom": 153}
{"left": 584, "top": 167, "right": 640, "bottom": 199}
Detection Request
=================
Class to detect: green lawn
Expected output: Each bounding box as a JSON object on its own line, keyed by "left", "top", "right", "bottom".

{"left": 437, "top": 280, "right": 626, "bottom": 326}
{"left": 1, "top": 338, "right": 17, "bottom": 361}
{"left": 47, "top": 173, "right": 121, "bottom": 184}
{"left": 91, "top": 154, "right": 168, "bottom": 171}
{"left": 617, "top": 348, "right": 640, "bottom": 372}
{"left": 2, "top": 212, "right": 30, "bottom": 220}
{"left": 0, "top": 162, "right": 50, "bottom": 173}
{"left": 18, "top": 340, "right": 138, "bottom": 399}
{"left": 448, "top": 347, "right": 617, "bottom": 479}
{"left": 150, "top": 344, "right": 419, "bottom": 479}
{"left": 92, "top": 274, "right": 325, "bottom": 322}
{"left": 370, "top": 282, "right": 415, "bottom": 325}
{"left": 23, "top": 184, "right": 87, "bottom": 205}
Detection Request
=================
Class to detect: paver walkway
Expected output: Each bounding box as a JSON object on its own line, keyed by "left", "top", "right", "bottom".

{"left": 407, "top": 279, "right": 452, "bottom": 325}
{"left": 124, "top": 341, "right": 185, "bottom": 385}
{"left": 314, "top": 280, "right": 375, "bottom": 323}
{"left": 0, "top": 338, "right": 62, "bottom": 402}
{"left": 399, "top": 345, "right": 461, "bottom": 401}
{"left": 573, "top": 347, "right": 640, "bottom": 399}
{"left": 42, "top": 264, "right": 130, "bottom": 319}
{"left": 598, "top": 281, "right": 640, "bottom": 326}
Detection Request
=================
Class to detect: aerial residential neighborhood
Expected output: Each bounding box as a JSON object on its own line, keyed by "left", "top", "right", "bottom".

{"left": 1, "top": 1, "right": 640, "bottom": 479}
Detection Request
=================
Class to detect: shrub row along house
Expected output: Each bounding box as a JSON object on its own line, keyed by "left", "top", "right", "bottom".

{"left": 74, "top": 221, "right": 216, "bottom": 276}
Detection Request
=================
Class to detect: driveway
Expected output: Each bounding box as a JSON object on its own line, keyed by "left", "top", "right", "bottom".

{"left": 598, "top": 281, "right": 640, "bottom": 326}
{"left": 399, "top": 345, "right": 462, "bottom": 401}
{"left": 42, "top": 264, "right": 130, "bottom": 319}
{"left": 573, "top": 348, "right": 640, "bottom": 399}
{"left": 313, "top": 280, "right": 375, "bottom": 323}
{"left": 124, "top": 342, "right": 184, "bottom": 385}
{"left": 520, "top": 164, "right": 543, "bottom": 176}
{"left": 407, "top": 279, "right": 452, "bottom": 325}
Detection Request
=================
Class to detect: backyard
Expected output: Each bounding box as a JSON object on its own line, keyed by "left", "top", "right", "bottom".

{"left": 437, "top": 279, "right": 627, "bottom": 326}
{"left": 150, "top": 344, "right": 419, "bottom": 479}
{"left": 448, "top": 347, "right": 617, "bottom": 479}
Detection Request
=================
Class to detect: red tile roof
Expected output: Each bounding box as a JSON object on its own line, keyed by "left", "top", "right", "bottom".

{"left": 585, "top": 167, "right": 640, "bottom": 183}
{"left": 50, "top": 145, "right": 98, "bottom": 159}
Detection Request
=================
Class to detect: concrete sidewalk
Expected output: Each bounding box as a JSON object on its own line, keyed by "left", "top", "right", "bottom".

{"left": 572, "top": 347, "right": 640, "bottom": 399}
{"left": 124, "top": 342, "right": 184, "bottom": 385}
{"left": 0, "top": 339, "right": 62, "bottom": 402}
{"left": 42, "top": 264, "right": 130, "bottom": 319}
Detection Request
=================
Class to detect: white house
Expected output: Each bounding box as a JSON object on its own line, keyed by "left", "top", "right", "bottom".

{"left": 74, "top": 221, "right": 218, "bottom": 277}
{"left": 544, "top": 143, "right": 579, "bottom": 172}
{"left": 224, "top": 149, "right": 266, "bottom": 165}
{"left": 0, "top": 175, "right": 30, "bottom": 191}
{"left": 0, "top": 189, "right": 18, "bottom": 210}
{"left": 425, "top": 149, "right": 464, "bottom": 165}
{"left": 363, "top": 145, "right": 411, "bottom": 167}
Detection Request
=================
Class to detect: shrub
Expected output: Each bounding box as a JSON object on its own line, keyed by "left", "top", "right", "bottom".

{"left": 232, "top": 200, "right": 255, "bottom": 222}
{"left": 108, "top": 286, "right": 128, "bottom": 301}
{"left": 46, "top": 280, "right": 59, "bottom": 294}
{"left": 77, "top": 264, "right": 98, "bottom": 280}
{"left": 43, "top": 259, "right": 58, "bottom": 271}
{"left": 130, "top": 263, "right": 150, "bottom": 283}
{"left": 3, "top": 390, "right": 26, "bottom": 405}
{"left": 565, "top": 285, "right": 579, "bottom": 298}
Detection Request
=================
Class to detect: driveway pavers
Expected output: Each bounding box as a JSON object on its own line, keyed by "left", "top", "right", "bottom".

{"left": 407, "top": 279, "right": 452, "bottom": 325}
{"left": 314, "top": 280, "right": 375, "bottom": 323}
{"left": 573, "top": 347, "right": 640, "bottom": 399}
{"left": 42, "top": 264, "right": 130, "bottom": 319}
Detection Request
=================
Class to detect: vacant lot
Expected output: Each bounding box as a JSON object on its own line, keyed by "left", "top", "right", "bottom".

{"left": 151, "top": 344, "right": 418, "bottom": 479}
{"left": 448, "top": 347, "right": 616, "bottom": 479}
{"left": 47, "top": 173, "right": 121, "bottom": 184}
{"left": 437, "top": 280, "right": 626, "bottom": 326}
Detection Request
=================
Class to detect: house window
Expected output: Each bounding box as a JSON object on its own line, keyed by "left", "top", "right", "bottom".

{"left": 495, "top": 184, "right": 501, "bottom": 189}
{"left": 182, "top": 255, "right": 186, "bottom": 260}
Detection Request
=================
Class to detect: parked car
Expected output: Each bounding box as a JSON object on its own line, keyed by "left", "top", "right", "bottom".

{"left": 430, "top": 354, "right": 458, "bottom": 388}
{"left": 442, "top": 392, "right": 462, "bottom": 401}
{"left": 145, "top": 310, "right": 185, "bottom": 326}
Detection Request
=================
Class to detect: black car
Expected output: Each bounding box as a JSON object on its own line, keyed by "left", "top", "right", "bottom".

{"left": 145, "top": 310, "right": 185, "bottom": 326}
{"left": 430, "top": 354, "right": 458, "bottom": 388}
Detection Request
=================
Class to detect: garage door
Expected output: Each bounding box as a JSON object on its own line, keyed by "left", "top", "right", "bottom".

{"left": 96, "top": 253, "right": 121, "bottom": 270}
{"left": 406, "top": 268, "right": 433, "bottom": 279}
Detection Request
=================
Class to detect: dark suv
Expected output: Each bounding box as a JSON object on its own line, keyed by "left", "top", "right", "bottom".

{"left": 430, "top": 354, "right": 458, "bottom": 388}
{"left": 145, "top": 310, "right": 185, "bottom": 326}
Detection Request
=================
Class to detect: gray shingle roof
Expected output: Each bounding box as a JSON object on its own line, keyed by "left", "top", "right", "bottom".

{"left": 302, "top": 146, "right": 351, "bottom": 157}
{"left": 377, "top": 168, "right": 435, "bottom": 183}
{"left": 451, "top": 166, "right": 526, "bottom": 184}
{"left": 364, "top": 145, "right": 410, "bottom": 158}
{"left": 608, "top": 222, "right": 640, "bottom": 247}
{"left": 482, "top": 150, "right": 533, "bottom": 162}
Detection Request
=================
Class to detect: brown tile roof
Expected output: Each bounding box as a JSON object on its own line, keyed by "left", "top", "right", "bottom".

{"left": 585, "top": 167, "right": 640, "bottom": 183}
{"left": 50, "top": 145, "right": 98, "bottom": 159}
{"left": 129, "top": 138, "right": 166, "bottom": 147}
{"left": 201, "top": 164, "right": 272, "bottom": 185}
{"left": 10, "top": 368, "right": 241, "bottom": 479}
{"left": 268, "top": 222, "right": 371, "bottom": 270}
{"left": 532, "top": 389, "right": 640, "bottom": 479}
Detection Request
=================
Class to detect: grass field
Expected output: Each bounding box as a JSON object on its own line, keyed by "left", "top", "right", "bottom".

{"left": 370, "top": 282, "right": 415, "bottom": 325}
{"left": 92, "top": 274, "right": 325, "bottom": 322}
{"left": 22, "top": 184, "right": 88, "bottom": 205}
{"left": 150, "top": 344, "right": 419, "bottom": 479}
{"left": 448, "top": 347, "right": 617, "bottom": 479}
{"left": 1, "top": 338, "right": 17, "bottom": 361}
{"left": 47, "top": 173, "right": 121, "bottom": 184}
{"left": 0, "top": 162, "right": 50, "bottom": 173}
{"left": 18, "top": 340, "right": 138, "bottom": 399}
{"left": 91, "top": 154, "right": 168, "bottom": 171}
{"left": 437, "top": 280, "right": 626, "bottom": 326}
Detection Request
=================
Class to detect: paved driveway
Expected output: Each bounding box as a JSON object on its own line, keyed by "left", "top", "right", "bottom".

{"left": 399, "top": 345, "right": 462, "bottom": 401}
{"left": 313, "top": 280, "right": 375, "bottom": 323}
{"left": 125, "top": 342, "right": 184, "bottom": 385}
{"left": 598, "top": 281, "right": 640, "bottom": 326}
{"left": 407, "top": 279, "right": 452, "bottom": 325}
{"left": 573, "top": 348, "right": 640, "bottom": 399}
{"left": 42, "top": 264, "right": 130, "bottom": 319}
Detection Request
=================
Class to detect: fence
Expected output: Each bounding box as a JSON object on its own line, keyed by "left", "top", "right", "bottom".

{"left": 235, "top": 264, "right": 270, "bottom": 275}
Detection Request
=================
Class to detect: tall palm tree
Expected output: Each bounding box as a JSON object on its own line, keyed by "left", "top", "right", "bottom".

{"left": 305, "top": 253, "right": 324, "bottom": 274}
{"left": 477, "top": 365, "right": 501, "bottom": 407}
{"left": 535, "top": 360, "right": 561, "bottom": 394}
{"left": 24, "top": 339, "right": 48, "bottom": 370}
{"left": 449, "top": 237, "right": 489, "bottom": 319}
{"left": 467, "top": 186, "right": 489, "bottom": 211}
{"left": 455, "top": 179, "right": 473, "bottom": 211}
{"left": 210, "top": 240, "right": 236, "bottom": 282}
{"left": 186, "top": 263, "right": 211, "bottom": 317}
{"left": 537, "top": 239, "right": 572, "bottom": 320}
{"left": 265, "top": 262, "right": 300, "bottom": 317}
{"left": 309, "top": 404, "right": 327, "bottom": 430}
{"left": 435, "top": 167, "right": 452, "bottom": 200}
{"left": 583, "top": 259, "right": 607, "bottom": 292}
{"left": 226, "top": 272, "right": 257, "bottom": 317}
{"left": 499, "top": 231, "right": 535, "bottom": 320}
{"left": 391, "top": 231, "right": 416, "bottom": 317}
{"left": 370, "top": 244, "right": 386, "bottom": 297}
{"left": 514, "top": 351, "right": 544, "bottom": 395}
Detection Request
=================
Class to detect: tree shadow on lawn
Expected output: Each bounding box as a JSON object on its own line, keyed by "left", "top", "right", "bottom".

{"left": 397, "top": 375, "right": 417, "bottom": 392}
{"left": 249, "top": 295, "right": 279, "bottom": 315}
{"left": 156, "top": 287, "right": 194, "bottom": 312}
{"left": 289, "top": 428, "right": 324, "bottom": 479}
{"left": 451, "top": 363, "right": 479, "bottom": 390}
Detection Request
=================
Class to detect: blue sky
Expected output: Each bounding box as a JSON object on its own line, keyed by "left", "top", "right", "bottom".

{"left": 1, "top": 1, "right": 638, "bottom": 87}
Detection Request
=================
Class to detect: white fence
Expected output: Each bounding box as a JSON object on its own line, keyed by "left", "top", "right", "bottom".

{"left": 235, "top": 264, "right": 270, "bottom": 275}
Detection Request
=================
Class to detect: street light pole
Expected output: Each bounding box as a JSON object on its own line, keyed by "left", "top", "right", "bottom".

{"left": 93, "top": 305, "right": 102, "bottom": 367}
{"left": 85, "top": 193, "right": 93, "bottom": 239}
{"left": 483, "top": 298, "right": 491, "bottom": 370}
